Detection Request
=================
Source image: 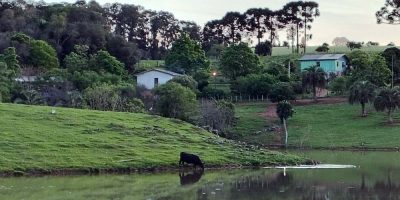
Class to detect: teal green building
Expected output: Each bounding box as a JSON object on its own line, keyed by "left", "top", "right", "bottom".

{"left": 299, "top": 54, "right": 349, "bottom": 76}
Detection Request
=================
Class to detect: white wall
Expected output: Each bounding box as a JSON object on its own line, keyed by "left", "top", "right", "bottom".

{"left": 137, "top": 71, "right": 176, "bottom": 89}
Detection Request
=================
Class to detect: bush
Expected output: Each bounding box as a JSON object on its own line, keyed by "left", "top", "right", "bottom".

{"left": 231, "top": 74, "right": 277, "bottom": 96}
{"left": 329, "top": 77, "right": 347, "bottom": 95}
{"left": 255, "top": 41, "right": 272, "bottom": 56}
{"left": 201, "top": 86, "right": 230, "bottom": 99}
{"left": 197, "top": 100, "right": 236, "bottom": 138}
{"left": 154, "top": 82, "right": 197, "bottom": 121}
{"left": 269, "top": 82, "right": 296, "bottom": 103}
{"left": 168, "top": 75, "right": 198, "bottom": 93}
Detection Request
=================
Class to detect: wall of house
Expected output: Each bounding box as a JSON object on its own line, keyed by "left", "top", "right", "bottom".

{"left": 301, "top": 59, "right": 347, "bottom": 76}
{"left": 137, "top": 71, "right": 176, "bottom": 89}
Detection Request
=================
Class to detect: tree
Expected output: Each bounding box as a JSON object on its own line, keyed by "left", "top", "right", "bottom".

{"left": 245, "top": 8, "right": 270, "bottom": 44}
{"left": 0, "top": 47, "right": 20, "bottom": 102}
{"left": 89, "top": 50, "right": 125, "bottom": 76}
{"left": 382, "top": 47, "right": 400, "bottom": 83}
{"left": 220, "top": 43, "right": 260, "bottom": 80}
{"left": 376, "top": 0, "right": 400, "bottom": 24}
{"left": 332, "top": 37, "right": 350, "bottom": 46}
{"left": 302, "top": 66, "right": 326, "bottom": 101}
{"left": 232, "top": 73, "right": 277, "bottom": 96}
{"left": 276, "top": 100, "right": 294, "bottom": 148}
{"left": 64, "top": 45, "right": 89, "bottom": 72}
{"left": 374, "top": 87, "right": 400, "bottom": 123}
{"left": 348, "top": 51, "right": 391, "bottom": 87}
{"left": 315, "top": 43, "right": 329, "bottom": 52}
{"left": 347, "top": 41, "right": 363, "bottom": 51}
{"left": 255, "top": 41, "right": 272, "bottom": 56}
{"left": 298, "top": 1, "right": 320, "bottom": 53}
{"left": 165, "top": 34, "right": 210, "bottom": 75}
{"left": 349, "top": 81, "right": 376, "bottom": 117}
{"left": 154, "top": 82, "right": 197, "bottom": 121}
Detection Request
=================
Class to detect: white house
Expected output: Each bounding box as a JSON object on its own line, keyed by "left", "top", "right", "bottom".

{"left": 135, "top": 69, "right": 182, "bottom": 89}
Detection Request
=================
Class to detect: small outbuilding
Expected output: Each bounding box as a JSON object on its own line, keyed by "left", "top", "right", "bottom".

{"left": 299, "top": 54, "right": 349, "bottom": 76}
{"left": 135, "top": 68, "right": 182, "bottom": 89}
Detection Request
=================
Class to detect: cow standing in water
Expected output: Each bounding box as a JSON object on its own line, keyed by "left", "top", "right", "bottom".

{"left": 179, "top": 152, "right": 204, "bottom": 169}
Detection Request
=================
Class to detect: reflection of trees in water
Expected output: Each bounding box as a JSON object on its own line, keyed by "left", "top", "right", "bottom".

{"left": 192, "top": 170, "right": 400, "bottom": 200}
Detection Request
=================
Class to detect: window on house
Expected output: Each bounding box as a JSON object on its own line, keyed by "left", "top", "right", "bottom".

{"left": 337, "top": 61, "right": 339, "bottom": 67}
{"left": 154, "top": 78, "right": 159, "bottom": 86}
{"left": 316, "top": 61, "right": 320, "bottom": 67}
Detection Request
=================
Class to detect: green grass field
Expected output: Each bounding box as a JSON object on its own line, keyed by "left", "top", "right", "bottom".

{"left": 272, "top": 46, "right": 394, "bottom": 56}
{"left": 0, "top": 103, "right": 304, "bottom": 174}
{"left": 234, "top": 101, "right": 400, "bottom": 148}
{"left": 288, "top": 103, "right": 400, "bottom": 148}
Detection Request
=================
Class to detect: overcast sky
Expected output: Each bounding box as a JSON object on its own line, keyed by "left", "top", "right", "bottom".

{"left": 47, "top": 0, "right": 399, "bottom": 45}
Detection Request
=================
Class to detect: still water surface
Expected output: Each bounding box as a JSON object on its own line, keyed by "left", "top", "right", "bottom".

{"left": 1, "top": 150, "right": 400, "bottom": 200}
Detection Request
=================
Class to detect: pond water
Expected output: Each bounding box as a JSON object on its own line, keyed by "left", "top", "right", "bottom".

{"left": 1, "top": 150, "right": 400, "bottom": 200}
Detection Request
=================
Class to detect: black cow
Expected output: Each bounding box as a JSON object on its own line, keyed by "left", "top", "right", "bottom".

{"left": 179, "top": 152, "right": 204, "bottom": 169}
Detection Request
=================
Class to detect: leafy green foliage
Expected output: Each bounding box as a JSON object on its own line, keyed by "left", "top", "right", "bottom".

{"left": 165, "top": 34, "right": 209, "bottom": 75}
{"left": 168, "top": 75, "right": 198, "bottom": 93}
{"left": 329, "top": 77, "right": 347, "bottom": 95}
{"left": 154, "top": 82, "right": 197, "bottom": 121}
{"left": 89, "top": 50, "right": 125, "bottom": 76}
{"left": 349, "top": 81, "right": 377, "bottom": 116}
{"left": 277, "top": 100, "right": 294, "bottom": 123}
{"left": 220, "top": 43, "right": 261, "bottom": 80}
{"left": 29, "top": 40, "right": 59, "bottom": 70}
{"left": 348, "top": 51, "right": 391, "bottom": 87}
{"left": 269, "top": 82, "right": 296, "bottom": 103}
{"left": 0, "top": 47, "right": 20, "bottom": 102}
{"left": 231, "top": 73, "right": 277, "bottom": 96}
{"left": 374, "top": 87, "right": 400, "bottom": 123}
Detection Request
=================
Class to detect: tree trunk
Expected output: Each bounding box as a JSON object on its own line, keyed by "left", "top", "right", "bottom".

{"left": 296, "top": 23, "right": 299, "bottom": 54}
{"left": 283, "top": 119, "right": 288, "bottom": 148}
{"left": 304, "top": 18, "right": 307, "bottom": 54}
{"left": 313, "top": 86, "right": 317, "bottom": 101}
{"left": 361, "top": 103, "right": 366, "bottom": 117}
{"left": 388, "top": 110, "right": 394, "bottom": 123}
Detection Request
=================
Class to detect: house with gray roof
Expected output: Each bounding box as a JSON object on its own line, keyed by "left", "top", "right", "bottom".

{"left": 135, "top": 68, "right": 183, "bottom": 89}
{"left": 299, "top": 54, "right": 349, "bottom": 76}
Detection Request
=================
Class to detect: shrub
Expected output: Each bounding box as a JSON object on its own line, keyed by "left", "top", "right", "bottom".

{"left": 197, "top": 100, "right": 236, "bottom": 138}
{"left": 269, "top": 82, "right": 296, "bottom": 103}
{"left": 231, "top": 74, "right": 277, "bottom": 96}
{"left": 255, "top": 41, "right": 272, "bottom": 56}
{"left": 329, "top": 77, "right": 347, "bottom": 95}
{"left": 154, "top": 82, "right": 197, "bottom": 121}
{"left": 201, "top": 86, "right": 230, "bottom": 99}
{"left": 168, "top": 75, "right": 198, "bottom": 93}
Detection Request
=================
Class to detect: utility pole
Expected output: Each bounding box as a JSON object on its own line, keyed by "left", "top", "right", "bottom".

{"left": 392, "top": 54, "right": 395, "bottom": 88}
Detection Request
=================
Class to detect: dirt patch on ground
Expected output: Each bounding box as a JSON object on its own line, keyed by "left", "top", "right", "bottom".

{"left": 260, "top": 97, "right": 347, "bottom": 121}
{"left": 291, "top": 97, "right": 347, "bottom": 106}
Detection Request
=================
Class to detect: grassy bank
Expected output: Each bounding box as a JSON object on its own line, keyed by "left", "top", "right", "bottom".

{"left": 289, "top": 103, "right": 400, "bottom": 148}
{"left": 0, "top": 103, "right": 304, "bottom": 175}
{"left": 233, "top": 102, "right": 277, "bottom": 145}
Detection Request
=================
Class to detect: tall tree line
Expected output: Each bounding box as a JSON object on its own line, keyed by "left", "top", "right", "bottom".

{"left": 0, "top": 0, "right": 319, "bottom": 73}
{"left": 203, "top": 1, "right": 319, "bottom": 54}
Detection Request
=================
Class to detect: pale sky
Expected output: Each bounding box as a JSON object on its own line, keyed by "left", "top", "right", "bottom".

{"left": 47, "top": 0, "right": 400, "bottom": 46}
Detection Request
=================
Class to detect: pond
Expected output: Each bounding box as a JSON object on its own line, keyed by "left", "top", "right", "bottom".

{"left": 1, "top": 150, "right": 400, "bottom": 200}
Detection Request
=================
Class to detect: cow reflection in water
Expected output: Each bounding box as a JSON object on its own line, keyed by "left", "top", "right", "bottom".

{"left": 179, "top": 169, "right": 204, "bottom": 185}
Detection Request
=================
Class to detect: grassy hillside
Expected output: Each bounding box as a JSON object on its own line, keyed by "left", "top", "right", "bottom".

{"left": 0, "top": 103, "right": 304, "bottom": 174}
{"left": 288, "top": 103, "right": 400, "bottom": 148}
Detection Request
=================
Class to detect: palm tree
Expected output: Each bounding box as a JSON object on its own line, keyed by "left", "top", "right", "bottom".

{"left": 276, "top": 100, "right": 294, "bottom": 148}
{"left": 302, "top": 66, "right": 326, "bottom": 101}
{"left": 349, "top": 81, "right": 376, "bottom": 117}
{"left": 374, "top": 87, "right": 400, "bottom": 123}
